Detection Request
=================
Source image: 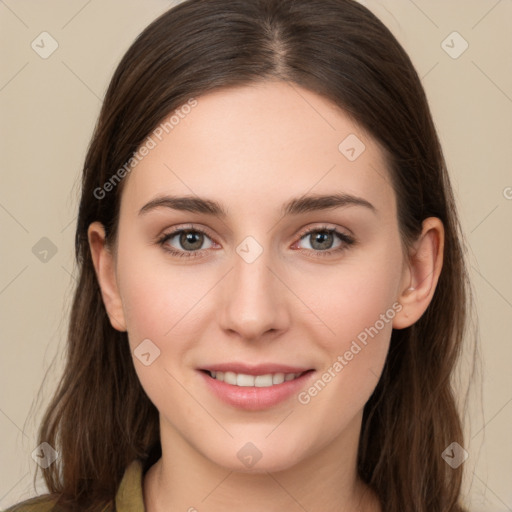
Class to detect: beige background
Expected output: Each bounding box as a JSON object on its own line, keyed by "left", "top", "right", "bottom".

{"left": 1, "top": 0, "right": 511, "bottom": 510}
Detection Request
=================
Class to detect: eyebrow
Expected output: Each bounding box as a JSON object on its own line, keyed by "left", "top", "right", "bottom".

{"left": 138, "top": 192, "right": 377, "bottom": 218}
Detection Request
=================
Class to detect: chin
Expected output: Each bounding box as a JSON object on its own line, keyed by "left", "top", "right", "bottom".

{"left": 202, "top": 438, "right": 309, "bottom": 474}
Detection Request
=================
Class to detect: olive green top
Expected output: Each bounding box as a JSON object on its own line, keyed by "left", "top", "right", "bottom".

{"left": 3, "top": 459, "right": 145, "bottom": 512}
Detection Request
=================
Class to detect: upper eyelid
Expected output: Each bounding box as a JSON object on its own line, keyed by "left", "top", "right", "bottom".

{"left": 159, "top": 224, "right": 217, "bottom": 243}
{"left": 295, "top": 224, "right": 352, "bottom": 240}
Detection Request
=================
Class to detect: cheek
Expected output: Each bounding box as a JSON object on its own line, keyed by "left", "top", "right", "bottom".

{"left": 293, "top": 244, "right": 401, "bottom": 404}
{"left": 115, "top": 235, "right": 210, "bottom": 344}
{"left": 116, "top": 252, "right": 210, "bottom": 411}
{"left": 299, "top": 243, "right": 402, "bottom": 348}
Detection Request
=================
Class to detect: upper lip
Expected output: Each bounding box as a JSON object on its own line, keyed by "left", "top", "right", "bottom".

{"left": 199, "top": 362, "right": 313, "bottom": 375}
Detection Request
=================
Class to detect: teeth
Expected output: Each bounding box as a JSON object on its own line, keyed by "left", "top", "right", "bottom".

{"left": 208, "top": 370, "right": 302, "bottom": 387}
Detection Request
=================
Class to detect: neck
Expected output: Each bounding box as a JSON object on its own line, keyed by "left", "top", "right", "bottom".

{"left": 143, "top": 412, "right": 381, "bottom": 512}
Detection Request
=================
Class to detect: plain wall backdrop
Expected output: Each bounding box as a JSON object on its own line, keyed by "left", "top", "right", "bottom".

{"left": 1, "top": 0, "right": 511, "bottom": 510}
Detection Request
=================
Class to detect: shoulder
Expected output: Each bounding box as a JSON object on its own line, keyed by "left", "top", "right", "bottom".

{"left": 2, "top": 494, "right": 61, "bottom": 512}
{"left": 3, "top": 459, "right": 145, "bottom": 512}
{"left": 2, "top": 494, "right": 114, "bottom": 512}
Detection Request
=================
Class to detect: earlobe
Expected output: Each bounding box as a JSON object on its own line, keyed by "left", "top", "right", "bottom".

{"left": 392, "top": 217, "right": 444, "bottom": 330}
{"left": 87, "top": 222, "right": 127, "bottom": 332}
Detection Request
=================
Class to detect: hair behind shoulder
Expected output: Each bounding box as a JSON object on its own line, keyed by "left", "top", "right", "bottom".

{"left": 28, "top": 1, "right": 475, "bottom": 511}
{"left": 3, "top": 492, "right": 113, "bottom": 512}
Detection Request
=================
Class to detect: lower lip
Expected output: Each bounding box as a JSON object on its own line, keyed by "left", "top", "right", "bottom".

{"left": 198, "top": 370, "right": 315, "bottom": 411}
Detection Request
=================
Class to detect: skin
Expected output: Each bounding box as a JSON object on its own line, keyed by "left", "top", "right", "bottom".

{"left": 88, "top": 81, "right": 444, "bottom": 512}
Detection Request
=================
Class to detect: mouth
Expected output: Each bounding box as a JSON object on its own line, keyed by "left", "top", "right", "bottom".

{"left": 197, "top": 364, "right": 315, "bottom": 410}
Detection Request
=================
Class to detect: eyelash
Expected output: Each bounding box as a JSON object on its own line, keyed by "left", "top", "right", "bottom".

{"left": 156, "top": 224, "right": 355, "bottom": 260}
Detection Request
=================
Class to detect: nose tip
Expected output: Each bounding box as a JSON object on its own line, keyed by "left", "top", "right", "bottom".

{"left": 218, "top": 255, "right": 290, "bottom": 341}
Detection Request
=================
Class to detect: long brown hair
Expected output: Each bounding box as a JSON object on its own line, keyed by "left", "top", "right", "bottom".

{"left": 24, "top": 0, "right": 476, "bottom": 510}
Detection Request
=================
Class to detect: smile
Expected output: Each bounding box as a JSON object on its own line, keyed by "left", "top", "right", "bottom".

{"left": 207, "top": 370, "right": 306, "bottom": 387}
{"left": 198, "top": 367, "right": 315, "bottom": 411}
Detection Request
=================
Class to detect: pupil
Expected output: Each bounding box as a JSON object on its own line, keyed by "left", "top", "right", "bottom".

{"left": 312, "top": 231, "right": 332, "bottom": 250}
{"left": 181, "top": 231, "right": 203, "bottom": 250}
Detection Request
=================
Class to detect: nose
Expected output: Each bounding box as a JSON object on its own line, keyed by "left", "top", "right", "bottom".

{"left": 218, "top": 246, "right": 290, "bottom": 341}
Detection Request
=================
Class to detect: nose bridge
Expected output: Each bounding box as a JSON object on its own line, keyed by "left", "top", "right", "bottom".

{"left": 218, "top": 240, "right": 289, "bottom": 340}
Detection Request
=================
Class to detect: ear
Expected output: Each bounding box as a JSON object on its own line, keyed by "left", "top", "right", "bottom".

{"left": 87, "top": 221, "right": 127, "bottom": 332}
{"left": 392, "top": 217, "right": 444, "bottom": 329}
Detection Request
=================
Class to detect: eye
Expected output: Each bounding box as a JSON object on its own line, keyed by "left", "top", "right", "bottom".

{"left": 156, "top": 224, "right": 355, "bottom": 260}
{"left": 157, "top": 226, "right": 216, "bottom": 259}
{"left": 294, "top": 225, "right": 355, "bottom": 257}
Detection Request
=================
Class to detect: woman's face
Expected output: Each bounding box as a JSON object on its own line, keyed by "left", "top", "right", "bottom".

{"left": 98, "top": 81, "right": 412, "bottom": 472}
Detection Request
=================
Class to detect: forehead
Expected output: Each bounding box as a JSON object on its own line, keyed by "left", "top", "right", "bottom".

{"left": 120, "top": 81, "right": 396, "bottom": 221}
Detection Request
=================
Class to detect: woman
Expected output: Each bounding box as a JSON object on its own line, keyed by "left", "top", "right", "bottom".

{"left": 6, "top": 0, "right": 474, "bottom": 510}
